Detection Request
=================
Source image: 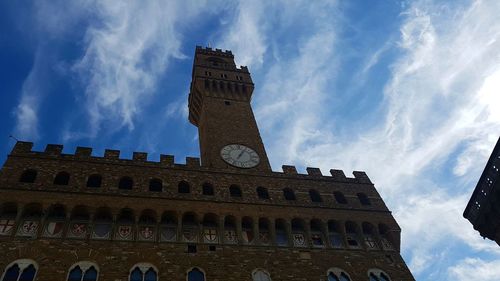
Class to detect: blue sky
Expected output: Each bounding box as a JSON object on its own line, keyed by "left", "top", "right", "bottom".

{"left": 1, "top": 0, "right": 500, "bottom": 280}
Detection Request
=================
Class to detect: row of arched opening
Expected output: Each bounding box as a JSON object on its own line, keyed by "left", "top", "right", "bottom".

{"left": 1, "top": 259, "right": 393, "bottom": 281}
{"left": 0, "top": 202, "right": 395, "bottom": 250}
{"left": 203, "top": 79, "right": 247, "bottom": 94}
{"left": 18, "top": 169, "right": 372, "bottom": 206}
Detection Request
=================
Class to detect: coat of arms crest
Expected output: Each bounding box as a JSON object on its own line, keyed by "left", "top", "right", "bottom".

{"left": 139, "top": 226, "right": 154, "bottom": 240}
{"left": 224, "top": 230, "right": 237, "bottom": 243}
{"left": 203, "top": 228, "right": 218, "bottom": 243}
{"left": 0, "top": 219, "right": 15, "bottom": 235}
{"left": 160, "top": 226, "right": 176, "bottom": 241}
{"left": 293, "top": 233, "right": 306, "bottom": 246}
{"left": 117, "top": 225, "right": 133, "bottom": 239}
{"left": 18, "top": 220, "right": 38, "bottom": 236}
{"left": 44, "top": 221, "right": 64, "bottom": 237}
{"left": 183, "top": 227, "right": 198, "bottom": 242}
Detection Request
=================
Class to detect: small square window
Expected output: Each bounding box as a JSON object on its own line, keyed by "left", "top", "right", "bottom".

{"left": 209, "top": 245, "right": 216, "bottom": 251}
{"left": 187, "top": 244, "right": 197, "bottom": 253}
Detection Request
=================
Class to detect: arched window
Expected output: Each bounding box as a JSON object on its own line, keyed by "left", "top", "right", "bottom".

{"left": 223, "top": 216, "right": 237, "bottom": 244}
{"left": 19, "top": 169, "right": 37, "bottom": 183}
{"left": 345, "top": 221, "right": 361, "bottom": 249}
{"left": 0, "top": 203, "right": 17, "bottom": 236}
{"left": 309, "top": 189, "right": 322, "bottom": 202}
{"left": 42, "top": 204, "right": 66, "bottom": 238}
{"left": 291, "top": 218, "right": 307, "bottom": 247}
{"left": 328, "top": 220, "right": 344, "bottom": 248}
{"left": 202, "top": 182, "right": 214, "bottom": 196}
{"left": 54, "top": 171, "right": 70, "bottom": 185}
{"left": 258, "top": 218, "right": 271, "bottom": 245}
{"left": 378, "top": 224, "right": 394, "bottom": 251}
{"left": 202, "top": 213, "right": 219, "bottom": 244}
{"left": 115, "top": 208, "right": 135, "bottom": 241}
{"left": 229, "top": 184, "right": 242, "bottom": 197}
{"left": 241, "top": 216, "right": 254, "bottom": 243}
{"left": 310, "top": 219, "right": 325, "bottom": 247}
{"left": 67, "top": 262, "right": 99, "bottom": 281}
{"left": 160, "top": 211, "right": 178, "bottom": 241}
{"left": 86, "top": 174, "right": 102, "bottom": 188}
{"left": 17, "top": 203, "right": 42, "bottom": 238}
{"left": 129, "top": 263, "right": 157, "bottom": 281}
{"left": 182, "top": 212, "right": 198, "bottom": 242}
{"left": 159, "top": 211, "right": 177, "bottom": 242}
{"left": 334, "top": 191, "right": 347, "bottom": 204}
{"left": 138, "top": 210, "right": 157, "bottom": 241}
{"left": 68, "top": 205, "right": 90, "bottom": 239}
{"left": 327, "top": 268, "right": 351, "bottom": 281}
{"left": 368, "top": 269, "right": 391, "bottom": 281}
{"left": 119, "top": 177, "right": 133, "bottom": 190}
{"left": 275, "top": 219, "right": 288, "bottom": 246}
{"left": 283, "top": 188, "right": 296, "bottom": 201}
{"left": 252, "top": 269, "right": 271, "bottom": 281}
{"left": 149, "top": 179, "right": 162, "bottom": 192}
{"left": 187, "top": 267, "right": 205, "bottom": 281}
{"left": 1, "top": 259, "right": 38, "bottom": 281}
{"left": 92, "top": 207, "right": 112, "bottom": 240}
{"left": 362, "top": 222, "right": 379, "bottom": 250}
{"left": 256, "top": 187, "right": 269, "bottom": 199}
{"left": 178, "top": 181, "right": 190, "bottom": 194}
{"left": 357, "top": 193, "right": 371, "bottom": 205}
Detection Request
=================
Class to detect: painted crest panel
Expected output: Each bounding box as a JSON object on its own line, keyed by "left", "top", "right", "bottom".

{"left": 311, "top": 233, "right": 324, "bottom": 247}
{"left": 203, "top": 228, "right": 218, "bottom": 243}
{"left": 276, "top": 232, "right": 288, "bottom": 246}
{"left": 182, "top": 227, "right": 198, "bottom": 242}
{"left": 292, "top": 233, "right": 306, "bottom": 247}
{"left": 0, "top": 219, "right": 15, "bottom": 236}
{"left": 115, "top": 225, "right": 134, "bottom": 240}
{"left": 160, "top": 226, "right": 177, "bottom": 242}
{"left": 67, "top": 222, "right": 88, "bottom": 239}
{"left": 138, "top": 225, "right": 156, "bottom": 241}
{"left": 259, "top": 231, "right": 270, "bottom": 244}
{"left": 242, "top": 229, "right": 254, "bottom": 243}
{"left": 43, "top": 221, "right": 64, "bottom": 238}
{"left": 224, "top": 230, "right": 238, "bottom": 244}
{"left": 17, "top": 220, "right": 39, "bottom": 237}
{"left": 92, "top": 223, "right": 112, "bottom": 240}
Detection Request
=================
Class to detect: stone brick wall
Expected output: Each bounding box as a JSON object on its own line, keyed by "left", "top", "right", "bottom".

{"left": 0, "top": 142, "right": 414, "bottom": 280}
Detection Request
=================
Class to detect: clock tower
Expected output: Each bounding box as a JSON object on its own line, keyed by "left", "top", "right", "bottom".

{"left": 188, "top": 46, "right": 272, "bottom": 172}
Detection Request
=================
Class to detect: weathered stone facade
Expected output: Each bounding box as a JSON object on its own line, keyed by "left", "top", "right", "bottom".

{"left": 0, "top": 47, "right": 415, "bottom": 281}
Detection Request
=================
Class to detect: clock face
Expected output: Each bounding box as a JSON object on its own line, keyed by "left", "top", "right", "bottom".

{"left": 220, "top": 144, "right": 260, "bottom": 168}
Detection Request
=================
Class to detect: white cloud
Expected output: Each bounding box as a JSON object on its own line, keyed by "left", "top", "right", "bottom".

{"left": 14, "top": 94, "right": 39, "bottom": 141}
{"left": 448, "top": 258, "right": 500, "bottom": 281}
{"left": 56, "top": 0, "right": 220, "bottom": 139}
{"left": 250, "top": 0, "right": 500, "bottom": 278}
{"left": 13, "top": 51, "right": 44, "bottom": 141}
{"left": 217, "top": 0, "right": 268, "bottom": 68}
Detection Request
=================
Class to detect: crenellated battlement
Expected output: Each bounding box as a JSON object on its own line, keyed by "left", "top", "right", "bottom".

{"left": 9, "top": 141, "right": 372, "bottom": 184}
{"left": 195, "top": 45, "right": 233, "bottom": 58}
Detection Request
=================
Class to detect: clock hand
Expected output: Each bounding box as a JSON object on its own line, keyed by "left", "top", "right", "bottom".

{"left": 236, "top": 150, "right": 245, "bottom": 159}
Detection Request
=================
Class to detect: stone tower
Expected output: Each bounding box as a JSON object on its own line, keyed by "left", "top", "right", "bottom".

{"left": 188, "top": 47, "right": 271, "bottom": 172}
{"left": 0, "top": 46, "right": 415, "bottom": 281}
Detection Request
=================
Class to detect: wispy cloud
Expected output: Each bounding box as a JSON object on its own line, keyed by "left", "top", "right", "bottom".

{"left": 12, "top": 51, "right": 45, "bottom": 141}
{"left": 217, "top": 0, "right": 268, "bottom": 68}
{"left": 14, "top": 94, "right": 39, "bottom": 141}
{"left": 246, "top": 0, "right": 500, "bottom": 278}
{"left": 72, "top": 1, "right": 186, "bottom": 137}
{"left": 448, "top": 258, "right": 500, "bottom": 281}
